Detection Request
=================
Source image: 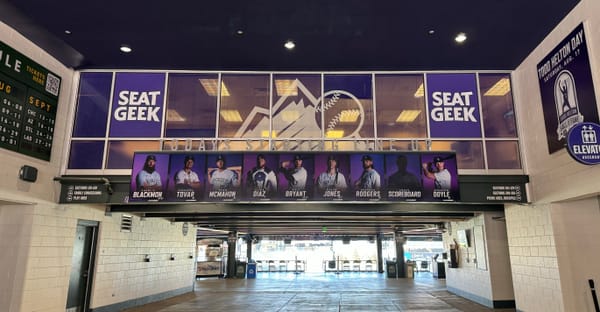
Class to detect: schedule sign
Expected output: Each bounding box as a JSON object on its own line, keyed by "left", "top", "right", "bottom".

{"left": 0, "top": 41, "right": 61, "bottom": 161}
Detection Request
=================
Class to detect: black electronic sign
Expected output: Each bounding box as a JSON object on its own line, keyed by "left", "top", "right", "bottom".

{"left": 0, "top": 41, "right": 61, "bottom": 161}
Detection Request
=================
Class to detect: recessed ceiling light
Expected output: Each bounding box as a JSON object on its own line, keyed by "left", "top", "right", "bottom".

{"left": 428, "top": 30, "right": 435, "bottom": 35}
{"left": 455, "top": 32, "right": 467, "bottom": 43}
{"left": 284, "top": 40, "right": 295, "bottom": 50}
{"left": 120, "top": 45, "right": 132, "bottom": 53}
{"left": 64, "top": 30, "right": 72, "bottom": 35}
{"left": 236, "top": 29, "right": 244, "bottom": 35}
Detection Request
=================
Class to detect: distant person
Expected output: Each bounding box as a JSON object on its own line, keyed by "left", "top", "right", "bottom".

{"left": 388, "top": 155, "right": 421, "bottom": 190}
{"left": 422, "top": 156, "right": 451, "bottom": 189}
{"left": 208, "top": 155, "right": 240, "bottom": 190}
{"left": 174, "top": 155, "right": 201, "bottom": 190}
{"left": 317, "top": 155, "right": 347, "bottom": 192}
{"left": 246, "top": 154, "right": 278, "bottom": 195}
{"left": 355, "top": 155, "right": 381, "bottom": 190}
{"left": 279, "top": 154, "right": 308, "bottom": 190}
{"left": 136, "top": 155, "right": 162, "bottom": 191}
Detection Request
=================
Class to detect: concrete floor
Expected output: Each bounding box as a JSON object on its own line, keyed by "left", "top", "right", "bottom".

{"left": 124, "top": 272, "right": 516, "bottom": 312}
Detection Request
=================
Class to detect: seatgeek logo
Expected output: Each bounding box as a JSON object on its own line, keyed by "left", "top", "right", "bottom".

{"left": 114, "top": 90, "right": 161, "bottom": 121}
{"left": 430, "top": 91, "right": 477, "bottom": 122}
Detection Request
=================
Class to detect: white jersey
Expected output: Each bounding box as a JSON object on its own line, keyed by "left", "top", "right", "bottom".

{"left": 434, "top": 169, "right": 451, "bottom": 189}
{"left": 209, "top": 169, "right": 239, "bottom": 190}
{"left": 317, "top": 171, "right": 347, "bottom": 191}
{"left": 357, "top": 169, "right": 381, "bottom": 190}
{"left": 175, "top": 170, "right": 200, "bottom": 187}
{"left": 136, "top": 170, "right": 162, "bottom": 190}
{"left": 287, "top": 167, "right": 307, "bottom": 190}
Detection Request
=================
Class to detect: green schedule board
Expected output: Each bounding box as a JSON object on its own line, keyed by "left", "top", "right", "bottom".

{"left": 0, "top": 40, "right": 61, "bottom": 161}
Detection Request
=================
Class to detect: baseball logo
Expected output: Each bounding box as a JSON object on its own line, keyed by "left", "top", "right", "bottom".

{"left": 317, "top": 90, "right": 365, "bottom": 138}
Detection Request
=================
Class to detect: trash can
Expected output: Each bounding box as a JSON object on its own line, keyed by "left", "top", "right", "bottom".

{"left": 386, "top": 261, "right": 397, "bottom": 278}
{"left": 247, "top": 262, "right": 257, "bottom": 279}
{"left": 405, "top": 261, "right": 415, "bottom": 279}
{"left": 235, "top": 261, "right": 247, "bottom": 278}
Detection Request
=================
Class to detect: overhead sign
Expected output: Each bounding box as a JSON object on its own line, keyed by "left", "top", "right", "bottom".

{"left": 0, "top": 40, "right": 61, "bottom": 161}
{"left": 537, "top": 23, "right": 599, "bottom": 154}
{"left": 426, "top": 73, "right": 481, "bottom": 138}
{"left": 109, "top": 72, "right": 165, "bottom": 137}
{"left": 127, "top": 151, "right": 460, "bottom": 203}
{"left": 567, "top": 122, "right": 600, "bottom": 165}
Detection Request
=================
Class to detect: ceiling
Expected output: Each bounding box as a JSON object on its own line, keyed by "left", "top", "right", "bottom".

{"left": 110, "top": 202, "right": 503, "bottom": 238}
{"left": 1, "top": 0, "right": 580, "bottom": 71}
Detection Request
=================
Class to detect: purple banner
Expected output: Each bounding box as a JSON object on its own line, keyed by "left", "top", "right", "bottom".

{"left": 128, "top": 151, "right": 460, "bottom": 203}
{"left": 537, "top": 23, "right": 599, "bottom": 154}
{"left": 167, "top": 154, "right": 206, "bottom": 202}
{"left": 130, "top": 153, "right": 170, "bottom": 201}
{"left": 109, "top": 73, "right": 165, "bottom": 137}
{"left": 427, "top": 73, "right": 481, "bottom": 138}
{"left": 420, "top": 153, "right": 460, "bottom": 201}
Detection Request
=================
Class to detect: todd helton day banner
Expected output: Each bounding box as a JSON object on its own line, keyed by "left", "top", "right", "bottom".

{"left": 128, "top": 151, "right": 460, "bottom": 203}
{"left": 537, "top": 23, "right": 599, "bottom": 154}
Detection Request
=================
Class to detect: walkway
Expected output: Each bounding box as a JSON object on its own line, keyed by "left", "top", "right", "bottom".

{"left": 123, "top": 272, "right": 516, "bottom": 311}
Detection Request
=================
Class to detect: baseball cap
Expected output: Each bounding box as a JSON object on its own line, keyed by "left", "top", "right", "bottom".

{"left": 145, "top": 155, "right": 156, "bottom": 161}
{"left": 433, "top": 156, "right": 444, "bottom": 163}
{"left": 327, "top": 155, "right": 337, "bottom": 161}
{"left": 293, "top": 154, "right": 303, "bottom": 161}
{"left": 184, "top": 155, "right": 194, "bottom": 162}
{"left": 257, "top": 154, "right": 265, "bottom": 160}
{"left": 361, "top": 155, "right": 372, "bottom": 161}
{"left": 216, "top": 155, "right": 225, "bottom": 161}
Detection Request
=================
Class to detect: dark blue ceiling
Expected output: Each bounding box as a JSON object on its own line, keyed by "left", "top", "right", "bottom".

{"left": 1, "top": 0, "right": 581, "bottom": 71}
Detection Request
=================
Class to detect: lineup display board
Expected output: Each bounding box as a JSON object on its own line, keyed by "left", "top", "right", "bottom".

{"left": 0, "top": 41, "right": 61, "bottom": 161}
{"left": 128, "top": 151, "right": 460, "bottom": 203}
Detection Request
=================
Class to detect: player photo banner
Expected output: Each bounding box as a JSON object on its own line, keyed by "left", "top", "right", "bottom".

{"left": 537, "top": 23, "right": 599, "bottom": 154}
{"left": 128, "top": 151, "right": 460, "bottom": 203}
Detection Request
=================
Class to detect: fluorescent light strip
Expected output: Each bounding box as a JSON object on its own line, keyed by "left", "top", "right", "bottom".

{"left": 275, "top": 79, "right": 298, "bottom": 96}
{"left": 396, "top": 110, "right": 421, "bottom": 122}
{"left": 339, "top": 109, "right": 360, "bottom": 123}
{"left": 414, "top": 83, "right": 424, "bottom": 98}
{"left": 261, "top": 130, "right": 277, "bottom": 138}
{"left": 484, "top": 78, "right": 510, "bottom": 96}
{"left": 326, "top": 130, "right": 344, "bottom": 138}
{"left": 220, "top": 110, "right": 242, "bottom": 122}
{"left": 199, "top": 79, "right": 230, "bottom": 96}
{"left": 167, "top": 109, "right": 186, "bottom": 122}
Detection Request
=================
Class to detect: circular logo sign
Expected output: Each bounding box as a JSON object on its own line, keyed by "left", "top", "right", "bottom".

{"left": 567, "top": 122, "right": 600, "bottom": 165}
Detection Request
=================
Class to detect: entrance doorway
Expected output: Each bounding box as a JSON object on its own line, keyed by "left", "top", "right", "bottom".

{"left": 246, "top": 238, "right": 382, "bottom": 273}
{"left": 66, "top": 220, "right": 99, "bottom": 312}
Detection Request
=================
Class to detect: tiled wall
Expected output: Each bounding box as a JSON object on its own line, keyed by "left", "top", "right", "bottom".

{"left": 0, "top": 202, "right": 197, "bottom": 311}
{"left": 551, "top": 197, "right": 600, "bottom": 312}
{"left": 443, "top": 212, "right": 514, "bottom": 307}
{"left": 505, "top": 204, "right": 562, "bottom": 311}
{"left": 91, "top": 215, "right": 196, "bottom": 308}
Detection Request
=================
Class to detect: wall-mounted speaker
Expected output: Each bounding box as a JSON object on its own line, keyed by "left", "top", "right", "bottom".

{"left": 19, "top": 165, "right": 38, "bottom": 182}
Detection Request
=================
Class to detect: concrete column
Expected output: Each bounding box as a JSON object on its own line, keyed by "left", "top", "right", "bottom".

{"left": 376, "top": 234, "right": 384, "bottom": 273}
{"left": 395, "top": 233, "right": 406, "bottom": 278}
{"left": 246, "top": 236, "right": 252, "bottom": 261}
{"left": 226, "top": 232, "right": 237, "bottom": 278}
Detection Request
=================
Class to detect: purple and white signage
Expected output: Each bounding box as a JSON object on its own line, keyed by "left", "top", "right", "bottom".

{"left": 427, "top": 73, "right": 481, "bottom": 138}
{"left": 109, "top": 73, "right": 166, "bottom": 137}
{"left": 567, "top": 122, "right": 600, "bottom": 165}
{"left": 537, "top": 23, "right": 599, "bottom": 154}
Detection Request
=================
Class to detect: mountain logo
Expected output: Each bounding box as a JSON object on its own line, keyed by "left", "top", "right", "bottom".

{"left": 234, "top": 79, "right": 364, "bottom": 141}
